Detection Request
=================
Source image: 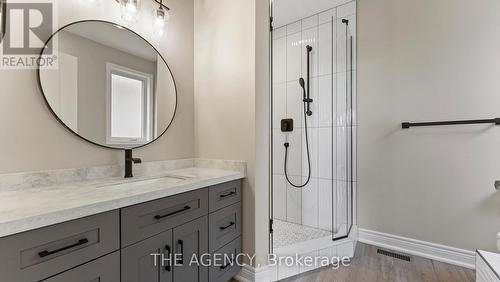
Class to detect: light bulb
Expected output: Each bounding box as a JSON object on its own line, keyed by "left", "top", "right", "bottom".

{"left": 126, "top": 2, "right": 137, "bottom": 12}
{"left": 120, "top": 0, "right": 140, "bottom": 22}
{"left": 153, "top": 6, "right": 169, "bottom": 36}
{"left": 154, "top": 8, "right": 165, "bottom": 27}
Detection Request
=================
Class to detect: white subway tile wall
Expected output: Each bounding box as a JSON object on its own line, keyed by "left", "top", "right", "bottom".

{"left": 272, "top": 2, "right": 357, "bottom": 237}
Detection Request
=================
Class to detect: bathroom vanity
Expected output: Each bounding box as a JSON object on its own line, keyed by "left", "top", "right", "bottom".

{"left": 0, "top": 15, "right": 245, "bottom": 282}
{"left": 0, "top": 167, "right": 244, "bottom": 282}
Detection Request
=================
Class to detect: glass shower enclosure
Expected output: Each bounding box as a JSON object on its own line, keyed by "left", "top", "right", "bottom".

{"left": 269, "top": 2, "right": 357, "bottom": 270}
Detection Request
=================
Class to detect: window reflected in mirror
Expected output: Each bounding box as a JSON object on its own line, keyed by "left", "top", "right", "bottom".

{"left": 107, "top": 63, "right": 153, "bottom": 145}
{"left": 38, "top": 21, "right": 177, "bottom": 149}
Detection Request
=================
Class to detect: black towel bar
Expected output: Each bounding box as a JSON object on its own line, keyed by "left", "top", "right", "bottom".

{"left": 402, "top": 118, "right": 500, "bottom": 129}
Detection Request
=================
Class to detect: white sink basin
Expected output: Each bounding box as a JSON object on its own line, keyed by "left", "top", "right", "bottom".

{"left": 96, "top": 175, "right": 192, "bottom": 189}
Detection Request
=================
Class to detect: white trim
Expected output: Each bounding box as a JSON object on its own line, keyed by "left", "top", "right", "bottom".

{"left": 234, "top": 265, "right": 273, "bottom": 282}
{"left": 358, "top": 228, "right": 475, "bottom": 269}
{"left": 105, "top": 62, "right": 154, "bottom": 146}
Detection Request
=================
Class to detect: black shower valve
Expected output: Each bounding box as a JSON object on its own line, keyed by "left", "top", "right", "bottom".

{"left": 281, "top": 118, "right": 294, "bottom": 132}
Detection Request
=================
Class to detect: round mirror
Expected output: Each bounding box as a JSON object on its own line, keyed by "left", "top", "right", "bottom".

{"left": 0, "top": 0, "right": 5, "bottom": 42}
{"left": 38, "top": 20, "right": 177, "bottom": 149}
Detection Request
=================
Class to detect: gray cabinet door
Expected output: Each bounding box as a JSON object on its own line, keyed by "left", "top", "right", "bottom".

{"left": 208, "top": 238, "right": 241, "bottom": 282}
{"left": 173, "top": 216, "right": 209, "bottom": 282}
{"left": 42, "top": 251, "right": 120, "bottom": 282}
{"left": 122, "top": 230, "right": 173, "bottom": 282}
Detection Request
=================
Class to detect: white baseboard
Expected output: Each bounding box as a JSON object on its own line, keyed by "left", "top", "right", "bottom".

{"left": 234, "top": 264, "right": 272, "bottom": 282}
{"left": 358, "top": 228, "right": 476, "bottom": 269}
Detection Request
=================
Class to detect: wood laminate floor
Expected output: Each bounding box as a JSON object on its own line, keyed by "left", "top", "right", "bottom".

{"left": 282, "top": 243, "right": 475, "bottom": 282}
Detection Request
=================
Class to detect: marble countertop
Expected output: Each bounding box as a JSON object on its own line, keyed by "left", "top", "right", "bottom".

{"left": 0, "top": 167, "right": 244, "bottom": 238}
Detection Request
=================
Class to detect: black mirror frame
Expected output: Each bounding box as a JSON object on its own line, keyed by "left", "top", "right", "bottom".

{"left": 36, "top": 20, "right": 178, "bottom": 150}
{"left": 0, "top": 0, "right": 6, "bottom": 43}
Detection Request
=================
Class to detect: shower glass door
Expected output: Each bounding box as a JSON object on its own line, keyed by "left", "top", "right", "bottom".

{"left": 332, "top": 19, "right": 354, "bottom": 241}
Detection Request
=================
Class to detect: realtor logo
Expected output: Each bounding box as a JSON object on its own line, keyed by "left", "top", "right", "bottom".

{"left": 1, "top": 0, "right": 57, "bottom": 69}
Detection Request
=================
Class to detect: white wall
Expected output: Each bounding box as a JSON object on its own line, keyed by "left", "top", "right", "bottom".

{"left": 358, "top": 0, "right": 500, "bottom": 252}
{"left": 0, "top": 0, "right": 194, "bottom": 173}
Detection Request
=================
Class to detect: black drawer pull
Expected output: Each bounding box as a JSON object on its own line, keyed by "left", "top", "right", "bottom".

{"left": 165, "top": 245, "right": 171, "bottom": 272}
{"left": 220, "top": 222, "right": 235, "bottom": 231}
{"left": 154, "top": 206, "right": 191, "bottom": 220}
{"left": 177, "top": 240, "right": 184, "bottom": 265}
{"left": 220, "top": 191, "right": 236, "bottom": 198}
{"left": 220, "top": 260, "right": 233, "bottom": 270}
{"left": 38, "top": 238, "right": 89, "bottom": 258}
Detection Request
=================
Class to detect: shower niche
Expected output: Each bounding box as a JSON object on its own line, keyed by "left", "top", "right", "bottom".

{"left": 270, "top": 1, "right": 357, "bottom": 279}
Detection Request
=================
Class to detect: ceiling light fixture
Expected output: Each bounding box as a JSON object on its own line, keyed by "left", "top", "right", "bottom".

{"left": 115, "top": 0, "right": 170, "bottom": 30}
{"left": 152, "top": 0, "right": 170, "bottom": 36}
{"left": 153, "top": 0, "right": 169, "bottom": 28}
{"left": 116, "top": 0, "right": 141, "bottom": 22}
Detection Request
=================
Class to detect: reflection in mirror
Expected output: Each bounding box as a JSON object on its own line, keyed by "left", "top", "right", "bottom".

{"left": 38, "top": 21, "right": 177, "bottom": 149}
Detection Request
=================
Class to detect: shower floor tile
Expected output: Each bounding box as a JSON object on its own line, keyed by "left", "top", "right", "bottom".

{"left": 273, "top": 220, "right": 331, "bottom": 249}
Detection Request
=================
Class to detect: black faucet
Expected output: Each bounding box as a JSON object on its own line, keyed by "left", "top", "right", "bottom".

{"left": 124, "top": 149, "right": 142, "bottom": 178}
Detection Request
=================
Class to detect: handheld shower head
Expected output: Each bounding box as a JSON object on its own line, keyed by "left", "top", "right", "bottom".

{"left": 306, "top": 45, "right": 312, "bottom": 52}
{"left": 299, "top": 78, "right": 305, "bottom": 89}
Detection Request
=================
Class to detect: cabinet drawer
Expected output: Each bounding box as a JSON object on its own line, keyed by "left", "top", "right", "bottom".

{"left": 209, "top": 180, "right": 241, "bottom": 212}
{"left": 42, "top": 251, "right": 120, "bottom": 282}
{"left": 209, "top": 238, "right": 241, "bottom": 282}
{"left": 0, "top": 210, "right": 119, "bottom": 282}
{"left": 209, "top": 203, "right": 241, "bottom": 252}
{"left": 121, "top": 189, "right": 208, "bottom": 247}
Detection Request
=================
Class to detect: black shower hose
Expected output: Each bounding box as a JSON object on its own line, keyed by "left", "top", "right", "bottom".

{"left": 284, "top": 97, "right": 312, "bottom": 188}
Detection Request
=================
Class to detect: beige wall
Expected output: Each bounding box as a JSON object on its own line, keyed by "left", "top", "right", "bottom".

{"left": 358, "top": 0, "right": 500, "bottom": 251}
{"left": 0, "top": 0, "right": 194, "bottom": 173}
{"left": 194, "top": 0, "right": 271, "bottom": 264}
{"left": 254, "top": 0, "right": 271, "bottom": 266}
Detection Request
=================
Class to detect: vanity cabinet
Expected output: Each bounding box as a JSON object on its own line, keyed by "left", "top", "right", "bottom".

{"left": 172, "top": 216, "right": 209, "bottom": 282}
{"left": 0, "top": 210, "right": 120, "bottom": 282}
{"left": 121, "top": 189, "right": 209, "bottom": 248}
{"left": 42, "top": 252, "right": 120, "bottom": 282}
{"left": 209, "top": 203, "right": 241, "bottom": 252}
{"left": 121, "top": 229, "right": 173, "bottom": 282}
{"left": 121, "top": 216, "right": 208, "bottom": 282}
{"left": 208, "top": 180, "right": 241, "bottom": 213}
{"left": 0, "top": 180, "right": 241, "bottom": 282}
